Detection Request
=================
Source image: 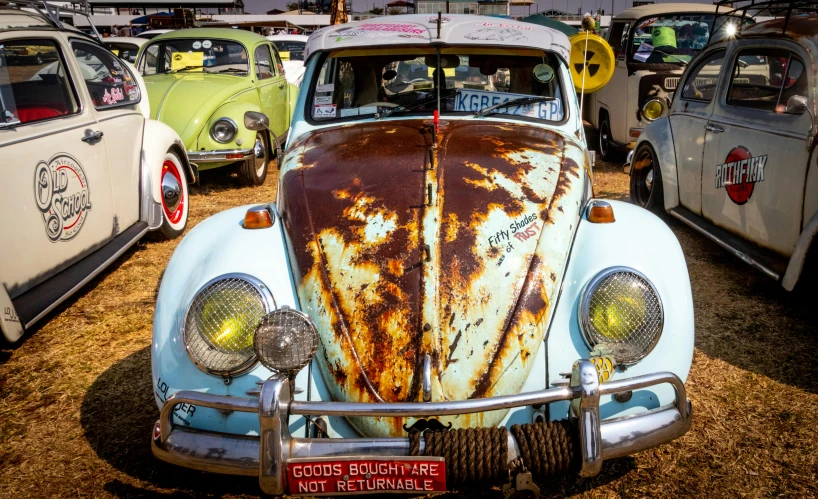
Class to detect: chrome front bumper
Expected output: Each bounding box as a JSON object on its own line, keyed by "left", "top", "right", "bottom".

{"left": 152, "top": 360, "right": 692, "bottom": 495}
{"left": 187, "top": 148, "right": 253, "bottom": 164}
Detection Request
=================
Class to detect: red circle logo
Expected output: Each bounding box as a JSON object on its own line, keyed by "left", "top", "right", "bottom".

{"left": 724, "top": 146, "right": 754, "bottom": 205}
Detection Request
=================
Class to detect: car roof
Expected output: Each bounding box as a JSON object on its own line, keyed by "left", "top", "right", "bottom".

{"left": 267, "top": 34, "right": 309, "bottom": 43}
{"left": 616, "top": 3, "right": 724, "bottom": 20}
{"left": 304, "top": 14, "right": 571, "bottom": 61}
{"left": 103, "top": 36, "right": 148, "bottom": 46}
{"left": 150, "top": 27, "right": 269, "bottom": 46}
{"left": 0, "top": 7, "right": 53, "bottom": 29}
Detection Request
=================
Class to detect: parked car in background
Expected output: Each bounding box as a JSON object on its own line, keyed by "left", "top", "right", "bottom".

{"left": 151, "top": 15, "right": 694, "bottom": 496}
{"left": 267, "top": 33, "right": 308, "bottom": 86}
{"left": 102, "top": 36, "right": 147, "bottom": 63}
{"left": 586, "top": 3, "right": 752, "bottom": 160}
{"left": 0, "top": 7, "right": 192, "bottom": 344}
{"left": 628, "top": 12, "right": 817, "bottom": 291}
{"left": 136, "top": 29, "right": 172, "bottom": 39}
{"left": 137, "top": 28, "right": 297, "bottom": 185}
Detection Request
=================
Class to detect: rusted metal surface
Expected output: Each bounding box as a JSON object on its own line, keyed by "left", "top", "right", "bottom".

{"left": 740, "top": 14, "right": 818, "bottom": 40}
{"left": 280, "top": 119, "right": 586, "bottom": 437}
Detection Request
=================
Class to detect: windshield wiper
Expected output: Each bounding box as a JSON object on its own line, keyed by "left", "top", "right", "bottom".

{"left": 169, "top": 65, "right": 203, "bottom": 73}
{"left": 475, "top": 96, "right": 555, "bottom": 117}
{"left": 215, "top": 68, "right": 247, "bottom": 73}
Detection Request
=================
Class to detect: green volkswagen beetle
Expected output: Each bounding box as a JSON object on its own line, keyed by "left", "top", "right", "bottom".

{"left": 137, "top": 28, "right": 297, "bottom": 185}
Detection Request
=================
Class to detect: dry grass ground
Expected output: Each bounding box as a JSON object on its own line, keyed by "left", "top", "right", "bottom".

{"left": 1, "top": 151, "right": 817, "bottom": 498}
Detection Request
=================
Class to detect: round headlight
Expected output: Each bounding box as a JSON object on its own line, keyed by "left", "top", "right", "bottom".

{"left": 579, "top": 267, "right": 663, "bottom": 364}
{"left": 254, "top": 306, "right": 318, "bottom": 375}
{"left": 642, "top": 99, "right": 665, "bottom": 121}
{"left": 183, "top": 274, "right": 274, "bottom": 376}
{"left": 211, "top": 118, "right": 237, "bottom": 143}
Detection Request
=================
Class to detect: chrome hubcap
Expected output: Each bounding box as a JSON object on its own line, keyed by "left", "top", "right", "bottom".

{"left": 645, "top": 169, "right": 654, "bottom": 190}
{"left": 162, "top": 170, "right": 182, "bottom": 214}
{"left": 254, "top": 134, "right": 267, "bottom": 176}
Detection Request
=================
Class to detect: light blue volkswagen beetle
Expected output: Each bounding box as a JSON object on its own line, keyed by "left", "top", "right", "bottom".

{"left": 151, "top": 14, "right": 694, "bottom": 496}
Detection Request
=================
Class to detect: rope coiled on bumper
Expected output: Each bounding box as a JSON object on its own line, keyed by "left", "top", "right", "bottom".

{"left": 409, "top": 420, "right": 578, "bottom": 484}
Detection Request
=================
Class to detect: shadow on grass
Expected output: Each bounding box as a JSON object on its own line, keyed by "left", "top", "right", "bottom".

{"left": 82, "top": 348, "right": 638, "bottom": 498}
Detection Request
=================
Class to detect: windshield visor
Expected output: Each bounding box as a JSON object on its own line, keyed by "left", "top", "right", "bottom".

{"left": 308, "top": 48, "right": 565, "bottom": 122}
{"left": 139, "top": 38, "right": 249, "bottom": 75}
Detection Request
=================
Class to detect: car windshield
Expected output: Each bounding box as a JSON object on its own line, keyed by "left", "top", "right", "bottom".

{"left": 629, "top": 13, "right": 748, "bottom": 65}
{"left": 309, "top": 48, "right": 564, "bottom": 122}
{"left": 139, "top": 38, "right": 249, "bottom": 75}
{"left": 271, "top": 40, "right": 305, "bottom": 61}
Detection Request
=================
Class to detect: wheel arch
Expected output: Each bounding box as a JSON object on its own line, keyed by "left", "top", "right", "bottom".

{"left": 141, "top": 120, "right": 193, "bottom": 228}
{"left": 783, "top": 210, "right": 818, "bottom": 291}
{"left": 631, "top": 118, "right": 679, "bottom": 211}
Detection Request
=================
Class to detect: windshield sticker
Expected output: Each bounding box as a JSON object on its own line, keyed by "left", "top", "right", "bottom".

{"left": 315, "top": 104, "right": 337, "bottom": 118}
{"left": 636, "top": 16, "right": 659, "bottom": 30}
{"left": 340, "top": 108, "right": 359, "bottom": 118}
{"left": 317, "top": 83, "right": 334, "bottom": 92}
{"left": 533, "top": 64, "right": 554, "bottom": 83}
{"left": 455, "top": 89, "right": 562, "bottom": 120}
{"left": 633, "top": 42, "right": 654, "bottom": 62}
{"left": 171, "top": 52, "right": 204, "bottom": 70}
{"left": 34, "top": 154, "right": 91, "bottom": 242}
{"left": 314, "top": 96, "right": 332, "bottom": 105}
{"left": 192, "top": 41, "right": 202, "bottom": 49}
{"left": 464, "top": 28, "right": 528, "bottom": 43}
{"left": 359, "top": 106, "right": 377, "bottom": 115}
{"left": 102, "top": 87, "right": 125, "bottom": 105}
{"left": 715, "top": 146, "right": 767, "bottom": 205}
{"left": 202, "top": 40, "right": 212, "bottom": 49}
{"left": 111, "top": 49, "right": 120, "bottom": 56}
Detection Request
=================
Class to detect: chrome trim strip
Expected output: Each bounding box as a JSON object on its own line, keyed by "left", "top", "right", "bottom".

{"left": 24, "top": 224, "right": 149, "bottom": 328}
{"left": 668, "top": 210, "right": 780, "bottom": 280}
{"left": 187, "top": 148, "right": 253, "bottom": 163}
{"left": 0, "top": 121, "right": 96, "bottom": 148}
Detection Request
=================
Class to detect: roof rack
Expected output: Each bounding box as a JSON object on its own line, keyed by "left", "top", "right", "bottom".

{"left": 3, "top": 0, "right": 102, "bottom": 40}
{"left": 713, "top": 0, "right": 818, "bottom": 39}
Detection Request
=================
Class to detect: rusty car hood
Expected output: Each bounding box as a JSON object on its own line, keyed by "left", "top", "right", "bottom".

{"left": 280, "top": 119, "right": 586, "bottom": 437}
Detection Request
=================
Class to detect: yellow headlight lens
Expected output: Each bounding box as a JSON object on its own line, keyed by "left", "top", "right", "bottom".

{"left": 588, "top": 288, "right": 648, "bottom": 341}
{"left": 643, "top": 100, "right": 664, "bottom": 121}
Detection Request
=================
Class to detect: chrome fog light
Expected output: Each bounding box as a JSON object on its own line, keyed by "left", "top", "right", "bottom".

{"left": 183, "top": 274, "right": 274, "bottom": 376}
{"left": 579, "top": 267, "right": 663, "bottom": 364}
{"left": 254, "top": 306, "right": 318, "bottom": 375}
{"left": 211, "top": 118, "right": 237, "bottom": 143}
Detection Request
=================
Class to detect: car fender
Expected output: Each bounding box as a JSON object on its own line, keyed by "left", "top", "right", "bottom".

{"left": 152, "top": 204, "right": 299, "bottom": 434}
{"left": 783, "top": 209, "right": 818, "bottom": 290}
{"left": 0, "top": 283, "right": 24, "bottom": 343}
{"left": 633, "top": 117, "right": 679, "bottom": 210}
{"left": 546, "top": 200, "right": 694, "bottom": 421}
{"left": 197, "top": 101, "right": 266, "bottom": 152}
{"left": 141, "top": 119, "right": 194, "bottom": 220}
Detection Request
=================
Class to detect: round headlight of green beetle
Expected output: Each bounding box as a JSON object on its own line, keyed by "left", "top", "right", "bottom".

{"left": 211, "top": 118, "right": 237, "bottom": 143}
{"left": 579, "top": 267, "right": 663, "bottom": 364}
{"left": 183, "top": 274, "right": 274, "bottom": 376}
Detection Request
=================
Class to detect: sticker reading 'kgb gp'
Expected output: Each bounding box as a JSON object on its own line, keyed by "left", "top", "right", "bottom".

{"left": 714, "top": 146, "right": 767, "bottom": 205}
{"left": 34, "top": 154, "right": 92, "bottom": 242}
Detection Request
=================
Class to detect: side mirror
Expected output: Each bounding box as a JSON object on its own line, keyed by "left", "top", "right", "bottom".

{"left": 244, "top": 111, "right": 269, "bottom": 131}
{"left": 382, "top": 69, "right": 397, "bottom": 81}
{"left": 786, "top": 95, "right": 808, "bottom": 114}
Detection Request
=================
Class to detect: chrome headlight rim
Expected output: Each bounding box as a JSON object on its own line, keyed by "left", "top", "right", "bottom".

{"left": 182, "top": 273, "right": 275, "bottom": 377}
{"left": 642, "top": 98, "right": 666, "bottom": 122}
{"left": 210, "top": 117, "right": 238, "bottom": 144}
{"left": 578, "top": 266, "right": 664, "bottom": 365}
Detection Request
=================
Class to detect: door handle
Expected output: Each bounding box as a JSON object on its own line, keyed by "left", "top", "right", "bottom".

{"left": 279, "top": 83, "right": 285, "bottom": 89}
{"left": 81, "top": 129, "right": 104, "bottom": 143}
{"left": 705, "top": 124, "right": 724, "bottom": 133}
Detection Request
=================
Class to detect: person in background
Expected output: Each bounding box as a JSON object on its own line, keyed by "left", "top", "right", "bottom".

{"left": 121, "top": 24, "right": 133, "bottom": 37}
{"left": 111, "top": 24, "right": 120, "bottom": 36}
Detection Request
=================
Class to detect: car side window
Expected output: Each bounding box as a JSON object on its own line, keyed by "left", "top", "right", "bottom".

{"left": 71, "top": 41, "right": 140, "bottom": 110}
{"left": 681, "top": 50, "right": 725, "bottom": 102}
{"left": 0, "top": 38, "right": 79, "bottom": 127}
{"left": 727, "top": 48, "right": 807, "bottom": 114}
{"left": 607, "top": 22, "right": 631, "bottom": 59}
{"left": 255, "top": 46, "right": 274, "bottom": 80}
{"left": 272, "top": 48, "right": 285, "bottom": 77}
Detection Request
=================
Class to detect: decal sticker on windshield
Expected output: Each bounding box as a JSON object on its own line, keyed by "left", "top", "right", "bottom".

{"left": 314, "top": 95, "right": 332, "bottom": 105}
{"left": 202, "top": 40, "right": 212, "bottom": 49}
{"left": 315, "top": 104, "right": 337, "bottom": 118}
{"left": 34, "top": 154, "right": 91, "bottom": 242}
{"left": 715, "top": 146, "right": 767, "bottom": 205}
{"left": 455, "top": 89, "right": 562, "bottom": 120}
{"left": 533, "top": 63, "right": 554, "bottom": 83}
{"left": 192, "top": 41, "right": 202, "bottom": 49}
{"left": 171, "top": 52, "right": 204, "bottom": 70}
{"left": 317, "top": 83, "right": 334, "bottom": 92}
{"left": 102, "top": 87, "right": 125, "bottom": 105}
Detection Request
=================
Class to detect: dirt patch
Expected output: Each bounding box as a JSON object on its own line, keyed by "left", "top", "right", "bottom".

{"left": 1, "top": 156, "right": 817, "bottom": 498}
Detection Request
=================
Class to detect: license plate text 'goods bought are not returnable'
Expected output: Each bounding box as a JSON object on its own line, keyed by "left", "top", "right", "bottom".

{"left": 287, "top": 456, "right": 447, "bottom": 495}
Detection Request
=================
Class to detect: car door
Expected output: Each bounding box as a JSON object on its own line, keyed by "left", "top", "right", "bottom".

{"left": 0, "top": 36, "right": 114, "bottom": 301}
{"left": 69, "top": 39, "right": 144, "bottom": 233}
{"left": 701, "top": 42, "right": 812, "bottom": 256}
{"left": 669, "top": 49, "right": 726, "bottom": 215}
{"left": 254, "top": 43, "right": 287, "bottom": 139}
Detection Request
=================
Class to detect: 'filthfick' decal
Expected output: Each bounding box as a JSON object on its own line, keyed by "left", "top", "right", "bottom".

{"left": 34, "top": 154, "right": 92, "bottom": 242}
{"left": 714, "top": 146, "right": 767, "bottom": 205}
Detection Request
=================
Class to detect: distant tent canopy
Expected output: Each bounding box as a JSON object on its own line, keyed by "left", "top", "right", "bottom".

{"left": 520, "top": 12, "right": 578, "bottom": 37}
{"left": 130, "top": 12, "right": 172, "bottom": 24}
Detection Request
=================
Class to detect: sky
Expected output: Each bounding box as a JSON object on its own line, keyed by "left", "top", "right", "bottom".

{"left": 242, "top": 0, "right": 713, "bottom": 16}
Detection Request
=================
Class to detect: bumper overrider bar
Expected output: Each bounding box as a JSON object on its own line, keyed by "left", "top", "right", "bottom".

{"left": 187, "top": 148, "right": 254, "bottom": 164}
{"left": 152, "top": 360, "right": 692, "bottom": 494}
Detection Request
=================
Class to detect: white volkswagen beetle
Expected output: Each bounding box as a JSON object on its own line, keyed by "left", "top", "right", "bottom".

{"left": 0, "top": 5, "right": 193, "bottom": 343}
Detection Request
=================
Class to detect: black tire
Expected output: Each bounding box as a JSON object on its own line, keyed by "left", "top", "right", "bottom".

{"left": 598, "top": 114, "right": 616, "bottom": 161}
{"left": 238, "top": 131, "right": 270, "bottom": 187}
{"left": 629, "top": 143, "right": 664, "bottom": 213}
{"left": 157, "top": 151, "right": 189, "bottom": 239}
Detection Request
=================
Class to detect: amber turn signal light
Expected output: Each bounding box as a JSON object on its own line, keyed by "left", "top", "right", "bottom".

{"left": 588, "top": 201, "right": 615, "bottom": 223}
{"left": 244, "top": 205, "right": 274, "bottom": 229}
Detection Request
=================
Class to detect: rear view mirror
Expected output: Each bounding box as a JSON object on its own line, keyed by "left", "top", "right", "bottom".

{"left": 244, "top": 111, "right": 269, "bottom": 130}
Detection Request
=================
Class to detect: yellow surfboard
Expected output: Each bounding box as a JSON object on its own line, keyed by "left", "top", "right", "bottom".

{"left": 568, "top": 32, "right": 615, "bottom": 94}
